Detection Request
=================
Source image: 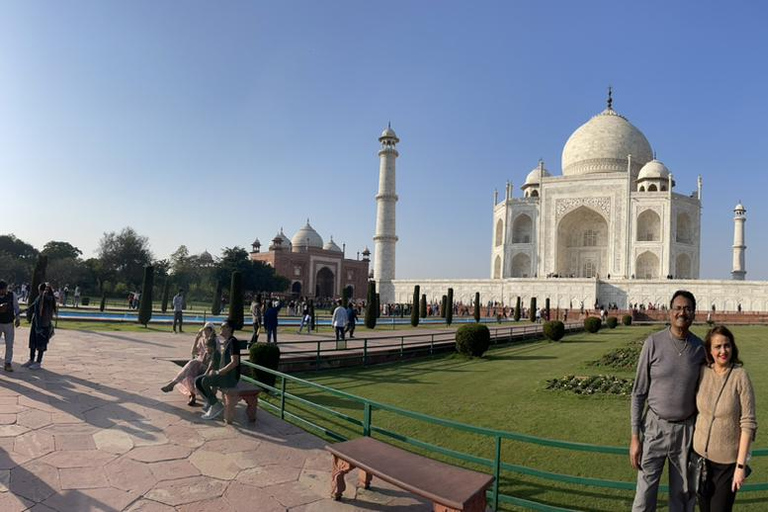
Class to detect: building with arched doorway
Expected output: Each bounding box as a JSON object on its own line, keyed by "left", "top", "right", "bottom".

{"left": 491, "top": 92, "right": 701, "bottom": 281}
{"left": 249, "top": 221, "right": 370, "bottom": 300}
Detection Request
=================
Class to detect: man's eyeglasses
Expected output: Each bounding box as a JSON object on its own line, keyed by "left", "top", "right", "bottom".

{"left": 672, "top": 306, "right": 694, "bottom": 313}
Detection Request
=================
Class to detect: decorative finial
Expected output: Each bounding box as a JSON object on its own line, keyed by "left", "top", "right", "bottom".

{"left": 388, "top": 121, "right": 391, "bottom": 129}
{"left": 653, "top": 151, "right": 656, "bottom": 160}
{"left": 607, "top": 86, "right": 613, "bottom": 110}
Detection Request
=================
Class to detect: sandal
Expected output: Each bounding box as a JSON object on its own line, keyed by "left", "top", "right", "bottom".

{"left": 161, "top": 383, "right": 174, "bottom": 393}
{"left": 187, "top": 395, "right": 196, "bottom": 406}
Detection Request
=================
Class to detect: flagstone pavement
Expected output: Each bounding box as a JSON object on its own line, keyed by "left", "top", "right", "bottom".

{"left": 0, "top": 328, "right": 431, "bottom": 511}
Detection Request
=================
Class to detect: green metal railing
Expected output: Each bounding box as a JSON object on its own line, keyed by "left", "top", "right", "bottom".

{"left": 239, "top": 361, "right": 768, "bottom": 511}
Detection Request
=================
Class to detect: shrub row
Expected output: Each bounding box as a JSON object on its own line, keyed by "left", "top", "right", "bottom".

{"left": 546, "top": 375, "right": 633, "bottom": 396}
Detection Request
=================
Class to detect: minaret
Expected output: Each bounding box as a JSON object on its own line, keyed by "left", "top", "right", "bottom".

{"left": 732, "top": 202, "right": 747, "bottom": 280}
{"left": 373, "top": 124, "right": 399, "bottom": 299}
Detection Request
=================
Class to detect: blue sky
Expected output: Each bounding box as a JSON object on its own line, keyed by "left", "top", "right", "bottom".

{"left": 2, "top": 1, "right": 767, "bottom": 279}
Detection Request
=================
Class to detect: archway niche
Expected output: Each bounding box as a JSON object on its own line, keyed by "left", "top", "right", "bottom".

{"left": 677, "top": 213, "right": 693, "bottom": 243}
{"left": 512, "top": 214, "right": 532, "bottom": 243}
{"left": 344, "top": 285, "right": 354, "bottom": 299}
{"left": 676, "top": 253, "right": 691, "bottom": 279}
{"left": 556, "top": 206, "right": 608, "bottom": 278}
{"left": 315, "top": 267, "right": 335, "bottom": 298}
{"left": 648, "top": 184, "right": 658, "bottom": 192}
{"left": 511, "top": 253, "right": 531, "bottom": 278}
{"left": 291, "top": 281, "right": 302, "bottom": 295}
{"left": 635, "top": 251, "right": 660, "bottom": 279}
{"left": 637, "top": 209, "right": 661, "bottom": 241}
{"left": 493, "top": 255, "right": 502, "bottom": 279}
{"left": 495, "top": 219, "right": 503, "bottom": 247}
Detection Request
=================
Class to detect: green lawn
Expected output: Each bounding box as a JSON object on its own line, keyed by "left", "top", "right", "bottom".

{"left": 267, "top": 325, "right": 768, "bottom": 511}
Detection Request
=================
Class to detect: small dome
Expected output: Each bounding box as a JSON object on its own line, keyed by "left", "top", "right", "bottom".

{"left": 735, "top": 202, "right": 746, "bottom": 212}
{"left": 561, "top": 107, "right": 653, "bottom": 177}
{"left": 523, "top": 162, "right": 551, "bottom": 187}
{"left": 379, "top": 124, "right": 399, "bottom": 142}
{"left": 637, "top": 159, "right": 670, "bottom": 180}
{"left": 270, "top": 229, "right": 292, "bottom": 249}
{"left": 323, "top": 237, "right": 342, "bottom": 253}
{"left": 199, "top": 250, "right": 213, "bottom": 263}
{"left": 291, "top": 221, "right": 323, "bottom": 249}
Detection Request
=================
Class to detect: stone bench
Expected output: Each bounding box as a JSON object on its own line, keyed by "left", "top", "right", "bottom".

{"left": 221, "top": 380, "right": 262, "bottom": 424}
{"left": 326, "top": 437, "right": 494, "bottom": 512}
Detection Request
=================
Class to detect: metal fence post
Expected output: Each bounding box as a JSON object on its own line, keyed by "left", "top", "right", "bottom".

{"left": 493, "top": 436, "right": 502, "bottom": 511}
{"left": 363, "top": 403, "right": 372, "bottom": 437}
{"left": 280, "top": 377, "right": 287, "bottom": 420}
{"left": 363, "top": 338, "right": 368, "bottom": 366}
{"left": 316, "top": 340, "right": 321, "bottom": 371}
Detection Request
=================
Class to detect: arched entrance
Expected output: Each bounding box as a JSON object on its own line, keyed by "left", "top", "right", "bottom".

{"left": 636, "top": 251, "right": 660, "bottom": 279}
{"left": 344, "top": 285, "right": 354, "bottom": 299}
{"left": 556, "top": 206, "right": 609, "bottom": 278}
{"left": 315, "top": 267, "right": 335, "bottom": 298}
{"left": 291, "top": 281, "right": 302, "bottom": 296}
{"left": 511, "top": 253, "right": 531, "bottom": 277}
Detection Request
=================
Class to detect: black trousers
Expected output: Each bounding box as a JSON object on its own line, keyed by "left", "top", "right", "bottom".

{"left": 699, "top": 459, "right": 737, "bottom": 512}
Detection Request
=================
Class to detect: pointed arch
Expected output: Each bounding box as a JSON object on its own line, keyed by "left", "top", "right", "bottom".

{"left": 637, "top": 209, "right": 661, "bottom": 241}
{"left": 676, "top": 253, "right": 691, "bottom": 279}
{"left": 556, "top": 206, "right": 608, "bottom": 278}
{"left": 493, "top": 255, "right": 502, "bottom": 279}
{"left": 512, "top": 214, "right": 533, "bottom": 244}
{"left": 511, "top": 253, "right": 531, "bottom": 278}
{"left": 635, "top": 251, "right": 660, "bottom": 280}
{"left": 495, "top": 219, "right": 504, "bottom": 247}
{"left": 677, "top": 213, "right": 693, "bottom": 243}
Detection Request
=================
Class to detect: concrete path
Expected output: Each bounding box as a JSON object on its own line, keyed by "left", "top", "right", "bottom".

{"left": 0, "top": 328, "right": 430, "bottom": 511}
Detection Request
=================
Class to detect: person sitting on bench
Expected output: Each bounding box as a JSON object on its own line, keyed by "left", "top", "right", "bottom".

{"left": 195, "top": 319, "right": 240, "bottom": 420}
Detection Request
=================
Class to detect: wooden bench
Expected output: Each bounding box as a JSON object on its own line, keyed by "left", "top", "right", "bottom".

{"left": 326, "top": 437, "right": 494, "bottom": 512}
{"left": 221, "top": 380, "right": 262, "bottom": 424}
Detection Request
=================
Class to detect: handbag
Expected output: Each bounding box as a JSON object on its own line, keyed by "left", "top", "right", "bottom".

{"left": 689, "top": 367, "right": 732, "bottom": 498}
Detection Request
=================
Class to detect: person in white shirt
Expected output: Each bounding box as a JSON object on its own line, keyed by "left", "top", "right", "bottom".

{"left": 172, "top": 290, "right": 185, "bottom": 333}
{"left": 332, "top": 300, "right": 348, "bottom": 342}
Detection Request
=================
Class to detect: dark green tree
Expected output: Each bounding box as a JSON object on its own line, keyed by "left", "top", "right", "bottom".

{"left": 229, "top": 271, "right": 244, "bottom": 331}
{"left": 474, "top": 292, "right": 481, "bottom": 323}
{"left": 41, "top": 241, "right": 82, "bottom": 260}
{"left": 441, "top": 295, "right": 447, "bottom": 318}
{"left": 365, "top": 281, "right": 377, "bottom": 329}
{"left": 514, "top": 296, "right": 521, "bottom": 321}
{"left": 309, "top": 299, "right": 316, "bottom": 331}
{"left": 138, "top": 265, "right": 154, "bottom": 327}
{"left": 410, "top": 285, "right": 420, "bottom": 327}
{"left": 545, "top": 298, "right": 551, "bottom": 321}
{"left": 529, "top": 297, "right": 537, "bottom": 322}
{"left": 27, "top": 255, "right": 48, "bottom": 321}
{"left": 420, "top": 294, "right": 427, "bottom": 318}
{"left": 99, "top": 291, "right": 106, "bottom": 312}
{"left": 211, "top": 281, "right": 223, "bottom": 315}
{"left": 160, "top": 279, "right": 170, "bottom": 313}
{"left": 375, "top": 293, "right": 380, "bottom": 318}
{"left": 97, "top": 227, "right": 153, "bottom": 290}
{"left": 342, "top": 286, "right": 350, "bottom": 308}
{"left": 446, "top": 288, "right": 454, "bottom": 326}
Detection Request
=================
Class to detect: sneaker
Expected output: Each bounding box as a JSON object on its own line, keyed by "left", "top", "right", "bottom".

{"left": 28, "top": 362, "right": 41, "bottom": 370}
{"left": 21, "top": 360, "right": 34, "bottom": 368}
{"left": 202, "top": 402, "right": 211, "bottom": 413}
{"left": 160, "top": 383, "right": 174, "bottom": 393}
{"left": 3, "top": 363, "right": 12, "bottom": 372}
{"left": 201, "top": 402, "right": 224, "bottom": 420}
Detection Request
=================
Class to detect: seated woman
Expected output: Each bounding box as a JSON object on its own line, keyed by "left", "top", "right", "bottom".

{"left": 161, "top": 322, "right": 218, "bottom": 406}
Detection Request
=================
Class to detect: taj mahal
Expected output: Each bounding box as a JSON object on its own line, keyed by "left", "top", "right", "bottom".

{"left": 374, "top": 92, "right": 767, "bottom": 312}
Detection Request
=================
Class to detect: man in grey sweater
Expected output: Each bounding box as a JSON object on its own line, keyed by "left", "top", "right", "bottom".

{"left": 630, "top": 290, "right": 705, "bottom": 511}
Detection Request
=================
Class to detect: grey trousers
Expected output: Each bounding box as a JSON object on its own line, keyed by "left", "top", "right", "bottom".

{"left": 632, "top": 409, "right": 696, "bottom": 512}
{"left": 0, "top": 323, "right": 14, "bottom": 363}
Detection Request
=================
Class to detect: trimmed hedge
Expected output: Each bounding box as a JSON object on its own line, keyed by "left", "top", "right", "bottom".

{"left": 249, "top": 342, "right": 281, "bottom": 389}
{"left": 138, "top": 266, "right": 154, "bottom": 327}
{"left": 622, "top": 314, "right": 632, "bottom": 326}
{"left": 606, "top": 316, "right": 618, "bottom": 329}
{"left": 455, "top": 324, "right": 491, "bottom": 357}
{"left": 584, "top": 316, "right": 601, "bottom": 333}
{"left": 543, "top": 320, "right": 565, "bottom": 341}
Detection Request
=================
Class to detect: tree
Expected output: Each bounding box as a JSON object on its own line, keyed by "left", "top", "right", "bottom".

{"left": 0, "top": 252, "right": 32, "bottom": 284}
{"left": 97, "top": 227, "right": 153, "bottom": 290}
{"left": 411, "top": 285, "right": 420, "bottom": 327}
{"left": 474, "top": 292, "right": 481, "bottom": 323}
{"left": 161, "top": 279, "right": 170, "bottom": 313}
{"left": 420, "top": 294, "right": 427, "bottom": 319}
{"left": 99, "top": 291, "right": 106, "bottom": 312}
{"left": 545, "top": 298, "right": 551, "bottom": 321}
{"left": 446, "top": 288, "right": 454, "bottom": 326}
{"left": 529, "top": 297, "right": 537, "bottom": 322}
{"left": 47, "top": 258, "right": 89, "bottom": 289}
{"left": 211, "top": 280, "right": 223, "bottom": 315}
{"left": 342, "top": 286, "right": 350, "bottom": 308}
{"left": 309, "top": 299, "right": 316, "bottom": 331}
{"left": 441, "top": 295, "right": 447, "bottom": 318}
{"left": 0, "top": 234, "right": 39, "bottom": 262}
{"left": 215, "top": 246, "right": 289, "bottom": 295}
{"left": 514, "top": 296, "right": 521, "bottom": 321}
{"left": 365, "top": 281, "right": 377, "bottom": 329}
{"left": 41, "top": 241, "right": 82, "bottom": 260}
{"left": 229, "top": 271, "right": 244, "bottom": 331}
{"left": 138, "top": 266, "right": 154, "bottom": 327}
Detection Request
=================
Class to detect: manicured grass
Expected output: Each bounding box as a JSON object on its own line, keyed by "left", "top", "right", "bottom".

{"left": 266, "top": 325, "right": 768, "bottom": 511}
{"left": 53, "top": 320, "right": 172, "bottom": 332}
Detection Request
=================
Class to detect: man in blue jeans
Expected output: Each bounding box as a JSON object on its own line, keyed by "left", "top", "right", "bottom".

{"left": 263, "top": 300, "right": 281, "bottom": 343}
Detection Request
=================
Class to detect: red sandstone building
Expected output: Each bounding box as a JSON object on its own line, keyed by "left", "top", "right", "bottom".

{"left": 249, "top": 221, "right": 370, "bottom": 299}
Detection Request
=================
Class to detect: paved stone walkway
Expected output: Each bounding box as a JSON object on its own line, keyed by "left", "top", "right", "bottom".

{"left": 0, "top": 328, "right": 430, "bottom": 511}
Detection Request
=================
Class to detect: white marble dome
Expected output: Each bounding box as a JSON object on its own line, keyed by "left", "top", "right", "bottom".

{"left": 561, "top": 108, "right": 653, "bottom": 177}
{"left": 323, "top": 237, "right": 342, "bottom": 253}
{"left": 638, "top": 159, "right": 670, "bottom": 180}
{"left": 524, "top": 163, "right": 551, "bottom": 186}
{"left": 379, "top": 125, "right": 399, "bottom": 141}
{"left": 291, "top": 221, "right": 323, "bottom": 249}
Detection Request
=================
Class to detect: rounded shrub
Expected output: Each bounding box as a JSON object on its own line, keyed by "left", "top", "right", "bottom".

{"left": 606, "top": 316, "right": 618, "bottom": 329}
{"left": 455, "top": 324, "right": 491, "bottom": 357}
{"left": 584, "top": 316, "right": 601, "bottom": 333}
{"left": 622, "top": 314, "right": 632, "bottom": 326}
{"left": 543, "top": 320, "right": 565, "bottom": 341}
{"left": 249, "top": 342, "right": 281, "bottom": 389}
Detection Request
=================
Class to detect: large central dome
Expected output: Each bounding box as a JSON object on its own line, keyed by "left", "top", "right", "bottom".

{"left": 561, "top": 107, "right": 653, "bottom": 177}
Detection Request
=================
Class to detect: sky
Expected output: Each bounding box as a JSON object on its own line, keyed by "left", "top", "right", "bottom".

{"left": 1, "top": 1, "right": 767, "bottom": 280}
